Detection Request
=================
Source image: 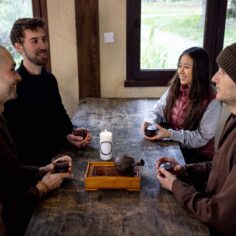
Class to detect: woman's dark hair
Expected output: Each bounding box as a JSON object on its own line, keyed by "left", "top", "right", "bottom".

{"left": 164, "top": 47, "right": 214, "bottom": 130}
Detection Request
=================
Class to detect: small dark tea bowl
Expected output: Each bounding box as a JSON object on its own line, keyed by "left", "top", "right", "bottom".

{"left": 54, "top": 160, "right": 69, "bottom": 173}
{"left": 160, "top": 162, "right": 174, "bottom": 173}
{"left": 145, "top": 124, "right": 158, "bottom": 137}
{"left": 73, "top": 129, "right": 87, "bottom": 139}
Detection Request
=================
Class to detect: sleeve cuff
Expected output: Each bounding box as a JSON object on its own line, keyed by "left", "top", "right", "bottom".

{"left": 165, "top": 129, "right": 173, "bottom": 140}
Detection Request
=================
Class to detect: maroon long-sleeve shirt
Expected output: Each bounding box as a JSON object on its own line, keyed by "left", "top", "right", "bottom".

{"left": 0, "top": 115, "right": 41, "bottom": 236}
{"left": 172, "top": 114, "right": 236, "bottom": 235}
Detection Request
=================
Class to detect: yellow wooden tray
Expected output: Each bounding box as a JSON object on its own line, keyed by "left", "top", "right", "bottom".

{"left": 85, "top": 162, "right": 141, "bottom": 191}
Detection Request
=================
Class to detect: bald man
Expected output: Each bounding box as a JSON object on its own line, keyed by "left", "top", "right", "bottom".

{"left": 0, "top": 46, "right": 21, "bottom": 111}
{"left": 0, "top": 46, "right": 72, "bottom": 236}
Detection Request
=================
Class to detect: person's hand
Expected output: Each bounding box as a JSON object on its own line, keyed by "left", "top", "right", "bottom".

{"left": 39, "top": 163, "right": 54, "bottom": 176}
{"left": 52, "top": 155, "right": 72, "bottom": 173}
{"left": 156, "top": 157, "right": 186, "bottom": 176}
{"left": 141, "top": 122, "right": 149, "bottom": 133}
{"left": 67, "top": 127, "right": 92, "bottom": 148}
{"left": 36, "top": 155, "right": 72, "bottom": 197}
{"left": 36, "top": 171, "right": 71, "bottom": 197}
{"left": 157, "top": 167, "right": 177, "bottom": 192}
{"left": 145, "top": 124, "right": 171, "bottom": 141}
{"left": 39, "top": 155, "right": 72, "bottom": 176}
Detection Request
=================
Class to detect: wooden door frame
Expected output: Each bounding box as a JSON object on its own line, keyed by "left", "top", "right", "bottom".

{"left": 32, "top": 0, "right": 51, "bottom": 71}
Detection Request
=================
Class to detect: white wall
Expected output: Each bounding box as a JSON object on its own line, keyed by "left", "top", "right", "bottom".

{"left": 47, "top": 0, "right": 78, "bottom": 117}
{"left": 47, "top": 0, "right": 167, "bottom": 116}
{"left": 99, "top": 0, "right": 166, "bottom": 98}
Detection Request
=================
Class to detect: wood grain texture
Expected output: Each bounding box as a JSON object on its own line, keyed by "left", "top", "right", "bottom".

{"left": 25, "top": 98, "right": 210, "bottom": 236}
{"left": 75, "top": 0, "right": 100, "bottom": 98}
{"left": 32, "top": 0, "right": 51, "bottom": 72}
{"left": 85, "top": 162, "right": 141, "bottom": 191}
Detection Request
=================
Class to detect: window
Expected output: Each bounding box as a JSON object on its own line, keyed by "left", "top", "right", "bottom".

{"left": 224, "top": 0, "right": 236, "bottom": 47}
{"left": 0, "top": 0, "right": 33, "bottom": 65}
{"left": 141, "top": 0, "right": 205, "bottom": 70}
{"left": 0, "top": 0, "right": 50, "bottom": 69}
{"left": 126, "top": 0, "right": 230, "bottom": 87}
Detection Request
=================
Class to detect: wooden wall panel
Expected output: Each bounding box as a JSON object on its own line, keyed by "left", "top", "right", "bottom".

{"left": 32, "top": 0, "right": 51, "bottom": 72}
{"left": 75, "top": 0, "right": 100, "bottom": 98}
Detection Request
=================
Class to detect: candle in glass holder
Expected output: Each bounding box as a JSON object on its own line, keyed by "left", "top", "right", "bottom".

{"left": 100, "top": 129, "right": 112, "bottom": 160}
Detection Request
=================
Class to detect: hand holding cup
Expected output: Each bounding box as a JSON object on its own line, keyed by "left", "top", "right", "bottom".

{"left": 52, "top": 155, "right": 72, "bottom": 173}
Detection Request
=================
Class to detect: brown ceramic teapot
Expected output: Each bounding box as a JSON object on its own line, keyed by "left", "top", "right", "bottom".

{"left": 114, "top": 155, "right": 145, "bottom": 176}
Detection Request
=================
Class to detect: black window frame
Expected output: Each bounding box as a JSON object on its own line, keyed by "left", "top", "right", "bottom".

{"left": 125, "top": 0, "right": 227, "bottom": 87}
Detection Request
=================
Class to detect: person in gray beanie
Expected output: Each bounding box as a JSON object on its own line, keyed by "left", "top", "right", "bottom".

{"left": 156, "top": 42, "right": 236, "bottom": 236}
{"left": 217, "top": 42, "right": 236, "bottom": 83}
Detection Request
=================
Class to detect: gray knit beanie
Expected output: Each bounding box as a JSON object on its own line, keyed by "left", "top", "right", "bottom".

{"left": 217, "top": 43, "right": 236, "bottom": 83}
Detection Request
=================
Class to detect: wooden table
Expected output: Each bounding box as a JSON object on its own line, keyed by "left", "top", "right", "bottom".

{"left": 25, "top": 98, "right": 210, "bottom": 236}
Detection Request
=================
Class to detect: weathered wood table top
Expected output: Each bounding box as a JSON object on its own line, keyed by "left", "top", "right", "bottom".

{"left": 25, "top": 98, "right": 210, "bottom": 236}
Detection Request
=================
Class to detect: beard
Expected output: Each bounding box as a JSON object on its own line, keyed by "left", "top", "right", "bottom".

{"left": 23, "top": 47, "right": 48, "bottom": 66}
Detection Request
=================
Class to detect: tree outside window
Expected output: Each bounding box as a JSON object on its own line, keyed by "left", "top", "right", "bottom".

{"left": 0, "top": 0, "right": 33, "bottom": 67}
{"left": 126, "top": 0, "right": 236, "bottom": 87}
{"left": 141, "top": 0, "right": 205, "bottom": 70}
{"left": 224, "top": 0, "right": 236, "bottom": 47}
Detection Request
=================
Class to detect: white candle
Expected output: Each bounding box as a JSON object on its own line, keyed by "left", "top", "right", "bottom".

{"left": 100, "top": 129, "right": 112, "bottom": 160}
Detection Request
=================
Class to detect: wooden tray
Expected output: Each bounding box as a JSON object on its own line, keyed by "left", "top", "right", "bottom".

{"left": 85, "top": 162, "right": 141, "bottom": 191}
